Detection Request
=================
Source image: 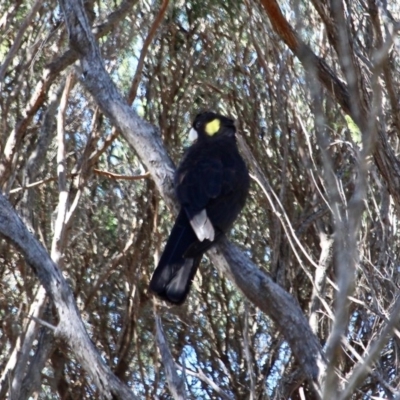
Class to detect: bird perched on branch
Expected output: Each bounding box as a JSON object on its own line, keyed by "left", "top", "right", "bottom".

{"left": 149, "top": 111, "right": 249, "bottom": 304}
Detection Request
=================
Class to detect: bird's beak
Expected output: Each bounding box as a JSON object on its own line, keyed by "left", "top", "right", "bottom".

{"left": 188, "top": 128, "right": 198, "bottom": 142}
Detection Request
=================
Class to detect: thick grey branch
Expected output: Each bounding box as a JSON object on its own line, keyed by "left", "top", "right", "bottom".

{"left": 0, "top": 193, "right": 138, "bottom": 400}
{"left": 59, "top": 0, "right": 176, "bottom": 211}
{"left": 210, "top": 239, "right": 325, "bottom": 394}
{"left": 155, "top": 314, "right": 187, "bottom": 399}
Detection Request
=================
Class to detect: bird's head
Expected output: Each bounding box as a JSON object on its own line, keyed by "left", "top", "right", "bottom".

{"left": 188, "top": 112, "right": 236, "bottom": 142}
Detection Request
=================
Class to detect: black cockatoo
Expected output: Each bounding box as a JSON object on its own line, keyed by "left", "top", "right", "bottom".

{"left": 149, "top": 112, "right": 249, "bottom": 304}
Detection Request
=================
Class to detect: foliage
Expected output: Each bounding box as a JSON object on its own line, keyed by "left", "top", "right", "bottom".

{"left": 1, "top": 0, "right": 400, "bottom": 398}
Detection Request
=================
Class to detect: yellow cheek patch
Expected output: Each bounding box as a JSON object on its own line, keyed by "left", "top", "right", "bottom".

{"left": 205, "top": 119, "right": 221, "bottom": 136}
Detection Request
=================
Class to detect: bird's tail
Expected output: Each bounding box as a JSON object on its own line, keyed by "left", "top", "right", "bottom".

{"left": 149, "top": 210, "right": 202, "bottom": 304}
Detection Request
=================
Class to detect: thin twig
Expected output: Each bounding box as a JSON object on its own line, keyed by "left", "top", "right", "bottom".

{"left": 10, "top": 170, "right": 150, "bottom": 193}
{"left": 127, "top": 0, "right": 170, "bottom": 103}
{"left": 339, "top": 297, "right": 400, "bottom": 400}
{"left": 93, "top": 169, "right": 150, "bottom": 180}
{"left": 27, "top": 315, "right": 56, "bottom": 331}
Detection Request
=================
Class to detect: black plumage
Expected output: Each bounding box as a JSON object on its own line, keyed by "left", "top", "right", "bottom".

{"left": 149, "top": 112, "right": 250, "bottom": 304}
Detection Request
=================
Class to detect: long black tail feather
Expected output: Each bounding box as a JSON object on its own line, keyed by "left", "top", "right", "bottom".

{"left": 149, "top": 210, "right": 203, "bottom": 304}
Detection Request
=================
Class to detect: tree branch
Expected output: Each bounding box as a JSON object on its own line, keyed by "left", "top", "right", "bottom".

{"left": 0, "top": 193, "right": 138, "bottom": 400}
{"left": 258, "top": 0, "right": 400, "bottom": 207}
{"left": 127, "top": 0, "right": 170, "bottom": 103}
{"left": 258, "top": 0, "right": 351, "bottom": 114}
{"left": 154, "top": 313, "right": 187, "bottom": 399}
{"left": 0, "top": 0, "right": 139, "bottom": 189}
{"left": 210, "top": 239, "right": 324, "bottom": 396}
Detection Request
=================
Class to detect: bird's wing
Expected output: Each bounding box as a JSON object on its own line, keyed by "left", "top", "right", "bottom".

{"left": 176, "top": 157, "right": 224, "bottom": 242}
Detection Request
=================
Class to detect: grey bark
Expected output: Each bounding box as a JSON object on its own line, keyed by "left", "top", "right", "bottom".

{"left": 155, "top": 314, "right": 187, "bottom": 400}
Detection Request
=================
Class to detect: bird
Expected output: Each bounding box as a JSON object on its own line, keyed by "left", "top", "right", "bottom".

{"left": 149, "top": 111, "right": 250, "bottom": 304}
